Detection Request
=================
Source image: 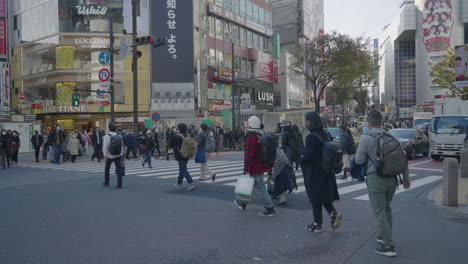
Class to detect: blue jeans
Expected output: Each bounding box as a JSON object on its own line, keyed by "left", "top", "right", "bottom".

{"left": 177, "top": 159, "right": 193, "bottom": 185}
{"left": 53, "top": 144, "right": 62, "bottom": 164}
{"left": 144, "top": 149, "right": 152, "bottom": 166}
{"left": 252, "top": 174, "right": 274, "bottom": 208}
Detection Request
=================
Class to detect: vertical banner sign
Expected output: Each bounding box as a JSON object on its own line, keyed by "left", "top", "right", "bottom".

{"left": 455, "top": 44, "right": 468, "bottom": 87}
{"left": 0, "top": 0, "right": 6, "bottom": 18}
{"left": 197, "top": 59, "right": 201, "bottom": 108}
{"left": 151, "top": 0, "right": 194, "bottom": 83}
{"left": 0, "top": 19, "right": 6, "bottom": 59}
{"left": 422, "top": 0, "right": 453, "bottom": 53}
{"left": 272, "top": 34, "right": 280, "bottom": 59}
{"left": 1, "top": 63, "right": 10, "bottom": 111}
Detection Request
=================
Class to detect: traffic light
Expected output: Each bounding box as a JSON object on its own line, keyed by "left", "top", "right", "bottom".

{"left": 135, "top": 36, "right": 154, "bottom": 46}
{"left": 434, "top": 95, "right": 445, "bottom": 99}
{"left": 72, "top": 93, "right": 80, "bottom": 106}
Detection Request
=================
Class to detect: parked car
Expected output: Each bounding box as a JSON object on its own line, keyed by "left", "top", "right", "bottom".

{"left": 325, "top": 128, "right": 341, "bottom": 142}
{"left": 389, "top": 129, "right": 429, "bottom": 160}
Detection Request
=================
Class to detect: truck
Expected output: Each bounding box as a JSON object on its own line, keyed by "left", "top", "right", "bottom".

{"left": 429, "top": 115, "right": 468, "bottom": 160}
{"left": 413, "top": 112, "right": 433, "bottom": 127}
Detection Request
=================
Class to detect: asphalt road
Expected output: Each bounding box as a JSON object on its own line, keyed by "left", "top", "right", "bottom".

{"left": 1, "top": 153, "right": 467, "bottom": 264}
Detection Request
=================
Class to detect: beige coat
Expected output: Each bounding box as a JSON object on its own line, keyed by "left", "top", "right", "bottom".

{"left": 67, "top": 138, "right": 80, "bottom": 156}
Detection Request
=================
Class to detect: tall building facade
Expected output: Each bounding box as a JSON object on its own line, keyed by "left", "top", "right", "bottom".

{"left": 9, "top": 0, "right": 152, "bottom": 132}
{"left": 271, "top": 0, "right": 324, "bottom": 110}
{"left": 379, "top": 0, "right": 467, "bottom": 120}
{"left": 151, "top": 0, "right": 279, "bottom": 130}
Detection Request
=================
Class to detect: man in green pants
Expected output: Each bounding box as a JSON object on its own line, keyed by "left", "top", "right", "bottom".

{"left": 355, "top": 111, "right": 411, "bottom": 257}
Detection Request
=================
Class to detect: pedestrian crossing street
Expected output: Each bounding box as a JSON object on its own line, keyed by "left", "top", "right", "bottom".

{"left": 19, "top": 159, "right": 442, "bottom": 201}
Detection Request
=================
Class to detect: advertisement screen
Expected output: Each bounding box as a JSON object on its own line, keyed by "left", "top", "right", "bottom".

{"left": 151, "top": 0, "right": 194, "bottom": 83}
{"left": 455, "top": 44, "right": 468, "bottom": 87}
{"left": 422, "top": 0, "right": 454, "bottom": 53}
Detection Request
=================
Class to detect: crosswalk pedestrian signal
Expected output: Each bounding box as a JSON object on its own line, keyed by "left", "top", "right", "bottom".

{"left": 72, "top": 93, "right": 80, "bottom": 106}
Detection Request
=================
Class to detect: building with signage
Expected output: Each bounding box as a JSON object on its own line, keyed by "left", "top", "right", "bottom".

{"left": 0, "top": 0, "right": 8, "bottom": 115}
{"left": 379, "top": 0, "right": 468, "bottom": 120}
{"left": 271, "top": 0, "right": 324, "bottom": 110}
{"left": 151, "top": 0, "right": 280, "bottom": 129}
{"left": 8, "top": 0, "right": 152, "bottom": 132}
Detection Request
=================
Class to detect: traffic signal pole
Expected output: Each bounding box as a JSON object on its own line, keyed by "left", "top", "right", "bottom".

{"left": 109, "top": 11, "right": 116, "bottom": 123}
{"left": 132, "top": 0, "right": 139, "bottom": 134}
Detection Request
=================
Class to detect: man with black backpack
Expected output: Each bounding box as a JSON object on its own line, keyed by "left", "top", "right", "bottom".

{"left": 103, "top": 123, "right": 124, "bottom": 189}
{"left": 355, "top": 111, "right": 411, "bottom": 257}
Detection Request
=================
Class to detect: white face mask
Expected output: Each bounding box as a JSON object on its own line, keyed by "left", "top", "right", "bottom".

{"left": 57, "top": 127, "right": 61, "bottom": 130}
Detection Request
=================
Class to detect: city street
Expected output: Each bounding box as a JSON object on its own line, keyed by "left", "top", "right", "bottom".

{"left": 1, "top": 153, "right": 467, "bottom": 264}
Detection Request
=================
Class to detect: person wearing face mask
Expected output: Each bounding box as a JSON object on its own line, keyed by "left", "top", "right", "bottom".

{"left": 91, "top": 127, "right": 103, "bottom": 162}
{"left": 31, "top": 130, "right": 44, "bottom": 163}
{"left": 141, "top": 128, "right": 154, "bottom": 168}
{"left": 67, "top": 133, "right": 80, "bottom": 163}
{"left": 9, "top": 131, "right": 20, "bottom": 165}
{"left": 48, "top": 124, "right": 65, "bottom": 165}
{"left": 152, "top": 128, "right": 162, "bottom": 159}
{"left": 0, "top": 129, "right": 12, "bottom": 169}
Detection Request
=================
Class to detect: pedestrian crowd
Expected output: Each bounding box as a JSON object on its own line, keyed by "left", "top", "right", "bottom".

{"left": 2, "top": 110, "right": 411, "bottom": 257}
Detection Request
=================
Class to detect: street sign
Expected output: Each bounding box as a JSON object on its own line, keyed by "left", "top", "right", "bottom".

{"left": 98, "top": 68, "right": 110, "bottom": 82}
{"left": 151, "top": 112, "right": 161, "bottom": 122}
{"left": 100, "top": 82, "right": 110, "bottom": 90}
{"left": 98, "top": 51, "right": 110, "bottom": 65}
{"left": 18, "top": 92, "right": 25, "bottom": 101}
{"left": 197, "top": 109, "right": 204, "bottom": 118}
{"left": 96, "top": 89, "right": 101, "bottom": 96}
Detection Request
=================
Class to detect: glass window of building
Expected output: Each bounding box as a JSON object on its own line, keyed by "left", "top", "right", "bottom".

{"left": 215, "top": 0, "right": 224, "bottom": 6}
{"left": 241, "top": 58, "right": 247, "bottom": 76}
{"left": 217, "top": 50, "right": 224, "bottom": 67}
{"left": 232, "top": 24, "right": 239, "bottom": 40}
{"left": 240, "top": 27, "right": 246, "bottom": 44}
{"left": 224, "top": 52, "right": 232, "bottom": 69}
{"left": 215, "top": 18, "right": 223, "bottom": 39}
{"left": 234, "top": 55, "right": 240, "bottom": 71}
{"left": 246, "top": 1, "right": 253, "bottom": 20}
{"left": 259, "top": 7, "right": 265, "bottom": 25}
{"left": 225, "top": 0, "right": 232, "bottom": 10}
{"left": 208, "top": 16, "right": 215, "bottom": 37}
{"left": 252, "top": 3, "right": 259, "bottom": 23}
{"left": 253, "top": 33, "right": 259, "bottom": 49}
{"left": 240, "top": 0, "right": 246, "bottom": 17}
{"left": 259, "top": 35, "right": 264, "bottom": 50}
{"left": 209, "top": 48, "right": 216, "bottom": 65}
{"left": 232, "top": 0, "right": 239, "bottom": 14}
{"left": 247, "top": 30, "right": 253, "bottom": 47}
{"left": 224, "top": 21, "right": 231, "bottom": 38}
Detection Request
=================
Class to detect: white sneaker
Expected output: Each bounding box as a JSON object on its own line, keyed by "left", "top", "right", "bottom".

{"left": 187, "top": 183, "right": 197, "bottom": 191}
{"left": 174, "top": 184, "right": 182, "bottom": 189}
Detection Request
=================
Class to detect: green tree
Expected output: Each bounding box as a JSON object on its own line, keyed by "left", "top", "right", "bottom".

{"left": 430, "top": 48, "right": 468, "bottom": 100}
{"left": 353, "top": 89, "right": 370, "bottom": 116}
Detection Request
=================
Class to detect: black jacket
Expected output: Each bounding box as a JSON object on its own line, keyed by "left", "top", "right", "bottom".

{"left": 0, "top": 134, "right": 12, "bottom": 152}
{"left": 91, "top": 132, "right": 103, "bottom": 146}
{"left": 301, "top": 129, "right": 340, "bottom": 204}
{"left": 49, "top": 129, "right": 66, "bottom": 145}
{"left": 31, "top": 134, "right": 44, "bottom": 147}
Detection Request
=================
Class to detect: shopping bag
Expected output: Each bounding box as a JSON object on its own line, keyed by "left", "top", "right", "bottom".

{"left": 194, "top": 148, "right": 206, "bottom": 163}
{"left": 234, "top": 175, "right": 255, "bottom": 196}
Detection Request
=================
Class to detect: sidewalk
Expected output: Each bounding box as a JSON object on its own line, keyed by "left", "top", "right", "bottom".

{"left": 429, "top": 176, "right": 468, "bottom": 215}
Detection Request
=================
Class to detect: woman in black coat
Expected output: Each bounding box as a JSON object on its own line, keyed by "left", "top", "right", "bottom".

{"left": 301, "top": 112, "right": 342, "bottom": 233}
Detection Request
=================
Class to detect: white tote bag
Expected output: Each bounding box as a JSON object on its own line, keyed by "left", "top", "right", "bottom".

{"left": 234, "top": 175, "right": 255, "bottom": 196}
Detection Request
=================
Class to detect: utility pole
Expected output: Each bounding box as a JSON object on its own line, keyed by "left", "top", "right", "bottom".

{"left": 109, "top": 11, "right": 115, "bottom": 123}
{"left": 132, "top": 0, "right": 139, "bottom": 134}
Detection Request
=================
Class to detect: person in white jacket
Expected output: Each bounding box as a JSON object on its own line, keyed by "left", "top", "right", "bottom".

{"left": 103, "top": 123, "right": 124, "bottom": 189}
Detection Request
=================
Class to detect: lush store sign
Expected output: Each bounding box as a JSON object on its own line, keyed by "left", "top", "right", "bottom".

{"left": 76, "top": 0, "right": 107, "bottom": 16}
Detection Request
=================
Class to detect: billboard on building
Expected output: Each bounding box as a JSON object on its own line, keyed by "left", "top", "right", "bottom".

{"left": 422, "top": 0, "right": 454, "bottom": 53}
{"left": 455, "top": 44, "right": 468, "bottom": 87}
{"left": 0, "top": 62, "right": 9, "bottom": 112}
{"left": 0, "top": 18, "right": 6, "bottom": 59}
{"left": 151, "top": 0, "right": 194, "bottom": 83}
{"left": 256, "top": 51, "right": 279, "bottom": 83}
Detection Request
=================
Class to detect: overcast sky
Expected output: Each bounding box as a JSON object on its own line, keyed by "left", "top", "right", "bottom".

{"left": 324, "top": 0, "right": 402, "bottom": 40}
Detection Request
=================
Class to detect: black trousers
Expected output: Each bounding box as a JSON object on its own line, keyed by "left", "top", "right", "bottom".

{"left": 104, "top": 157, "right": 123, "bottom": 187}
{"left": 125, "top": 146, "right": 137, "bottom": 159}
{"left": 92, "top": 145, "right": 102, "bottom": 161}
{"left": 34, "top": 145, "right": 41, "bottom": 161}
{"left": 1, "top": 148, "right": 10, "bottom": 168}
{"left": 312, "top": 202, "right": 336, "bottom": 225}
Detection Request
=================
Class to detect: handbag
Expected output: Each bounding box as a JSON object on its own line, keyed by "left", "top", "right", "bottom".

{"left": 234, "top": 175, "right": 255, "bottom": 196}
{"left": 194, "top": 148, "right": 206, "bottom": 163}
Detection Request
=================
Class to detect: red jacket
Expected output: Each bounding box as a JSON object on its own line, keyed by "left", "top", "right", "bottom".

{"left": 244, "top": 131, "right": 272, "bottom": 175}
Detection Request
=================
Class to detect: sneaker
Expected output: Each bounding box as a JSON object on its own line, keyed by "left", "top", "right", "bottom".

{"left": 103, "top": 182, "right": 109, "bottom": 187}
{"left": 305, "top": 223, "right": 323, "bottom": 233}
{"left": 174, "top": 183, "right": 182, "bottom": 189}
{"left": 259, "top": 207, "right": 276, "bottom": 217}
{"left": 376, "top": 237, "right": 384, "bottom": 244}
{"left": 330, "top": 211, "right": 343, "bottom": 230}
{"left": 187, "top": 183, "right": 197, "bottom": 191}
{"left": 198, "top": 178, "right": 207, "bottom": 182}
{"left": 277, "top": 200, "right": 287, "bottom": 206}
{"left": 141, "top": 161, "right": 145, "bottom": 167}
{"left": 375, "top": 244, "right": 396, "bottom": 257}
{"left": 234, "top": 200, "right": 246, "bottom": 211}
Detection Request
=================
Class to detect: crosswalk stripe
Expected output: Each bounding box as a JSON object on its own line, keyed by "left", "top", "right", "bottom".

{"left": 139, "top": 166, "right": 242, "bottom": 179}
{"left": 133, "top": 163, "right": 244, "bottom": 177}
{"left": 353, "top": 176, "right": 442, "bottom": 201}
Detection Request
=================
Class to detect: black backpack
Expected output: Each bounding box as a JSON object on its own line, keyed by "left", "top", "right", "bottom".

{"left": 343, "top": 133, "right": 356, "bottom": 155}
{"left": 108, "top": 134, "right": 123, "bottom": 156}
{"left": 314, "top": 133, "right": 343, "bottom": 175}
{"left": 260, "top": 132, "right": 278, "bottom": 164}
